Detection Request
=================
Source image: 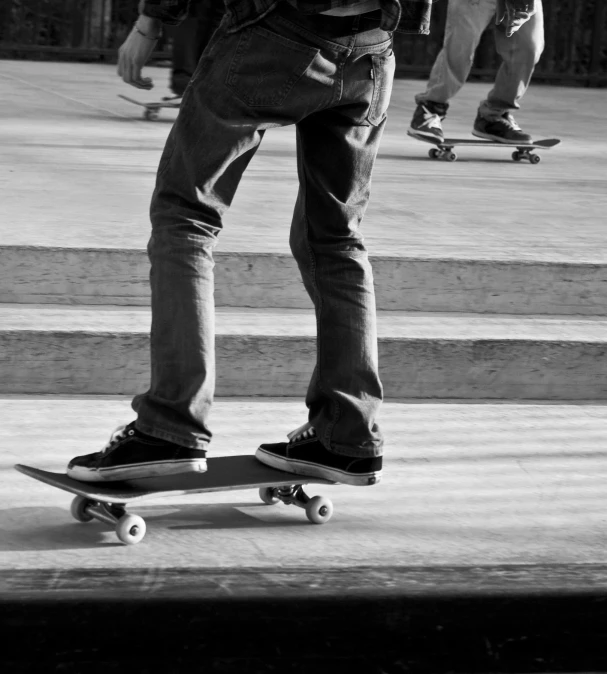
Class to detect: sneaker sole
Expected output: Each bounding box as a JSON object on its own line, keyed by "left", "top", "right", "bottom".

{"left": 407, "top": 128, "right": 444, "bottom": 143}
{"left": 67, "top": 459, "right": 207, "bottom": 483}
{"left": 471, "top": 129, "right": 532, "bottom": 144}
{"left": 255, "top": 447, "right": 381, "bottom": 487}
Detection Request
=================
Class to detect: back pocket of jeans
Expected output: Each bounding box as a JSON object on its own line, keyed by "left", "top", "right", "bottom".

{"left": 366, "top": 49, "right": 396, "bottom": 126}
{"left": 225, "top": 25, "right": 319, "bottom": 107}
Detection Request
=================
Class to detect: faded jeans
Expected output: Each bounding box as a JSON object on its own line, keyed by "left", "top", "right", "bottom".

{"left": 132, "top": 3, "right": 394, "bottom": 458}
{"left": 416, "top": 0, "right": 544, "bottom": 117}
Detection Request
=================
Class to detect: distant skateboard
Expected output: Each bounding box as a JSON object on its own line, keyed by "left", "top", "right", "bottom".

{"left": 118, "top": 94, "right": 181, "bottom": 121}
{"left": 408, "top": 131, "right": 561, "bottom": 164}
{"left": 15, "top": 456, "right": 336, "bottom": 545}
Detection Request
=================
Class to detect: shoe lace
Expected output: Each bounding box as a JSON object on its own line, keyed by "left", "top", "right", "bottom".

{"left": 500, "top": 113, "right": 522, "bottom": 131}
{"left": 101, "top": 422, "right": 135, "bottom": 455}
{"left": 287, "top": 422, "right": 316, "bottom": 443}
{"left": 421, "top": 106, "right": 443, "bottom": 130}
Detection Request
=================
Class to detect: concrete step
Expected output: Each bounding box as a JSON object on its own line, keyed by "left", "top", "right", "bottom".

{"left": 2, "top": 245, "right": 607, "bottom": 315}
{"left": 2, "top": 304, "right": 607, "bottom": 399}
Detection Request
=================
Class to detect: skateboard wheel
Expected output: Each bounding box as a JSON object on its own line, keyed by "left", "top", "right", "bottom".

{"left": 259, "top": 487, "right": 280, "bottom": 505}
{"left": 70, "top": 495, "right": 94, "bottom": 523}
{"left": 428, "top": 148, "right": 440, "bottom": 160}
{"left": 512, "top": 151, "right": 521, "bottom": 162}
{"left": 305, "top": 496, "right": 333, "bottom": 525}
{"left": 144, "top": 109, "right": 159, "bottom": 121}
{"left": 115, "top": 514, "right": 146, "bottom": 545}
{"left": 446, "top": 151, "right": 457, "bottom": 162}
{"left": 529, "top": 153, "right": 541, "bottom": 164}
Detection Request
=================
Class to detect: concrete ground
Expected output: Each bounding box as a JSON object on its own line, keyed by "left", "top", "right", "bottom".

{"left": 1, "top": 60, "right": 606, "bottom": 261}
{"left": 3, "top": 396, "right": 607, "bottom": 572}
{"left": 2, "top": 60, "right": 607, "bottom": 670}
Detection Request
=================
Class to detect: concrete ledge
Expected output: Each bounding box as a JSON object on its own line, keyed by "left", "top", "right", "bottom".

{"left": 2, "top": 245, "right": 607, "bottom": 315}
{"left": 2, "top": 305, "right": 607, "bottom": 398}
{"left": 3, "top": 567, "right": 607, "bottom": 672}
{"left": 4, "top": 564, "right": 607, "bottom": 600}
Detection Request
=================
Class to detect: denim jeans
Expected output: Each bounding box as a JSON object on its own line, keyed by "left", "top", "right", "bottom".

{"left": 132, "top": 3, "right": 394, "bottom": 458}
{"left": 416, "top": 0, "right": 544, "bottom": 116}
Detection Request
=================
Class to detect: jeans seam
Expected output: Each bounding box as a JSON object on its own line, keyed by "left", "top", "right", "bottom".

{"left": 299, "top": 134, "right": 340, "bottom": 452}
{"left": 335, "top": 57, "right": 345, "bottom": 105}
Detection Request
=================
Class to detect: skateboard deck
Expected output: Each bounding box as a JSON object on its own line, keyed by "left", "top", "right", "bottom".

{"left": 15, "top": 456, "right": 336, "bottom": 545}
{"left": 408, "top": 131, "right": 561, "bottom": 164}
{"left": 118, "top": 94, "right": 181, "bottom": 121}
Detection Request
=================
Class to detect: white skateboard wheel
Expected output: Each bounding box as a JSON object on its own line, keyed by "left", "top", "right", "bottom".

{"left": 305, "top": 496, "right": 333, "bottom": 524}
{"left": 115, "top": 514, "right": 146, "bottom": 545}
{"left": 259, "top": 487, "right": 280, "bottom": 505}
{"left": 445, "top": 151, "right": 457, "bottom": 162}
{"left": 70, "top": 495, "right": 94, "bottom": 523}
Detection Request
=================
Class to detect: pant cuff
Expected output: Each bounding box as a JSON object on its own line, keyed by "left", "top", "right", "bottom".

{"left": 135, "top": 420, "right": 209, "bottom": 451}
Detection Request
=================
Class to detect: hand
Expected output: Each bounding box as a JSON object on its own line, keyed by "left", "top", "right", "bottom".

{"left": 117, "top": 18, "right": 161, "bottom": 89}
{"left": 495, "top": 0, "right": 535, "bottom": 37}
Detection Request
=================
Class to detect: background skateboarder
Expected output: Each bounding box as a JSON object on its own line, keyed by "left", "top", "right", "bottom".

{"left": 409, "top": 0, "right": 544, "bottom": 143}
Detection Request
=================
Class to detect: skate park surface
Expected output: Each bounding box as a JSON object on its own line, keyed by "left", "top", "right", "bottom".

{"left": 2, "top": 60, "right": 607, "bottom": 671}
{"left": 1, "top": 61, "right": 605, "bottom": 261}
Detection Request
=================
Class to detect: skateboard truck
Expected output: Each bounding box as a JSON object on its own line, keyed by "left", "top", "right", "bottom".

{"left": 259, "top": 485, "right": 334, "bottom": 524}
{"left": 71, "top": 496, "right": 147, "bottom": 545}
{"left": 510, "top": 147, "right": 542, "bottom": 164}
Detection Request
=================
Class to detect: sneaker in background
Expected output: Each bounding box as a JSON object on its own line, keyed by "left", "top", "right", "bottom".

{"left": 407, "top": 100, "right": 449, "bottom": 142}
{"left": 472, "top": 111, "right": 533, "bottom": 143}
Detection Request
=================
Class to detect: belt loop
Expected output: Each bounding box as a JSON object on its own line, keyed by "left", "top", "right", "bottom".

{"left": 352, "top": 14, "right": 360, "bottom": 33}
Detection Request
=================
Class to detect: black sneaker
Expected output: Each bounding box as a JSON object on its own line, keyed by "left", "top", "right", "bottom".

{"left": 407, "top": 101, "right": 448, "bottom": 142}
{"left": 67, "top": 422, "right": 207, "bottom": 482}
{"left": 256, "top": 424, "right": 382, "bottom": 487}
{"left": 472, "top": 112, "right": 532, "bottom": 143}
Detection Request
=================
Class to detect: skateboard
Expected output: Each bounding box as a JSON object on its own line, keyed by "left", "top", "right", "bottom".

{"left": 118, "top": 94, "right": 181, "bottom": 121}
{"left": 15, "top": 456, "right": 336, "bottom": 545}
{"left": 408, "top": 131, "right": 561, "bottom": 164}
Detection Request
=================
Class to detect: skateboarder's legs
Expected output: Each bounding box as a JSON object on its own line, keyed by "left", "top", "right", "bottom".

{"left": 410, "top": 0, "right": 543, "bottom": 143}
{"left": 132, "top": 7, "right": 391, "bottom": 458}
{"left": 415, "top": 0, "right": 496, "bottom": 107}
{"left": 289, "top": 100, "right": 385, "bottom": 457}
{"left": 480, "top": 0, "right": 544, "bottom": 117}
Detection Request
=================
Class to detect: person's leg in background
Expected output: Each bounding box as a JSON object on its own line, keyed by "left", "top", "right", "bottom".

{"left": 169, "top": 0, "right": 225, "bottom": 97}
{"left": 474, "top": 0, "right": 544, "bottom": 142}
{"left": 409, "top": 0, "right": 496, "bottom": 141}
